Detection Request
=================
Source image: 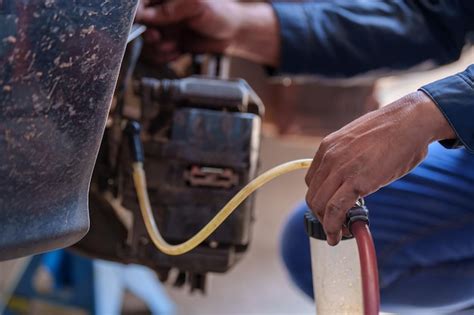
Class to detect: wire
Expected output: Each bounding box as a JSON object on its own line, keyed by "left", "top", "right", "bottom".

{"left": 132, "top": 159, "right": 312, "bottom": 256}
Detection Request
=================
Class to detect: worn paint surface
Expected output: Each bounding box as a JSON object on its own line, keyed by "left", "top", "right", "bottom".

{"left": 0, "top": 0, "right": 138, "bottom": 260}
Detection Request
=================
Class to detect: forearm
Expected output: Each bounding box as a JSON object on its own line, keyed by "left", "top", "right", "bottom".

{"left": 407, "top": 92, "right": 456, "bottom": 143}
{"left": 226, "top": 3, "right": 280, "bottom": 67}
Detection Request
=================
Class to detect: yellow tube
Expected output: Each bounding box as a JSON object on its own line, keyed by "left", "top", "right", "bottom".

{"left": 132, "top": 159, "right": 312, "bottom": 256}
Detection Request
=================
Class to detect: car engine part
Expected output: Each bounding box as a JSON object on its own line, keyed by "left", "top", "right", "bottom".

{"left": 73, "top": 31, "right": 265, "bottom": 292}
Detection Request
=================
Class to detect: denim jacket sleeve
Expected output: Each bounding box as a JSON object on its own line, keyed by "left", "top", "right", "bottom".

{"left": 272, "top": 0, "right": 474, "bottom": 151}
{"left": 420, "top": 65, "right": 474, "bottom": 153}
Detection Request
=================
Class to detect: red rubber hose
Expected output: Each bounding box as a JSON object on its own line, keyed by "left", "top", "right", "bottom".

{"left": 352, "top": 221, "right": 380, "bottom": 315}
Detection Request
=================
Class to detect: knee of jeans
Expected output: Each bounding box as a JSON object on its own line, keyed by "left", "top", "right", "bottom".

{"left": 280, "top": 203, "right": 314, "bottom": 299}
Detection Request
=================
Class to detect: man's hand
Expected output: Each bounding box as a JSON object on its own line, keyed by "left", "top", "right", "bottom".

{"left": 135, "top": 0, "right": 279, "bottom": 66}
{"left": 305, "top": 91, "right": 456, "bottom": 246}
{"left": 136, "top": 0, "right": 241, "bottom": 57}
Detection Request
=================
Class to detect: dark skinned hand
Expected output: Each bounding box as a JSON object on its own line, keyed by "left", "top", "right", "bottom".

{"left": 135, "top": 0, "right": 241, "bottom": 64}
{"left": 305, "top": 91, "right": 456, "bottom": 245}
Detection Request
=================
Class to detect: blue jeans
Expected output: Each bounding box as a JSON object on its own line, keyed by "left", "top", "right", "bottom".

{"left": 280, "top": 143, "right": 474, "bottom": 314}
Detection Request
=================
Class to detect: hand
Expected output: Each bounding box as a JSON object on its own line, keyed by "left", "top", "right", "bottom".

{"left": 136, "top": 0, "right": 243, "bottom": 64}
{"left": 135, "top": 0, "right": 279, "bottom": 66}
{"left": 305, "top": 91, "right": 456, "bottom": 246}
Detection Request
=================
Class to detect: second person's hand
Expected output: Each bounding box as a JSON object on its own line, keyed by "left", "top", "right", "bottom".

{"left": 135, "top": 0, "right": 280, "bottom": 66}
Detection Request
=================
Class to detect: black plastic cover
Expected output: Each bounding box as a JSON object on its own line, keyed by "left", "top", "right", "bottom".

{"left": 304, "top": 211, "right": 330, "bottom": 241}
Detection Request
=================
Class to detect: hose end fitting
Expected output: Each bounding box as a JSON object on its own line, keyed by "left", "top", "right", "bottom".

{"left": 125, "top": 120, "right": 145, "bottom": 163}
{"left": 345, "top": 198, "right": 369, "bottom": 236}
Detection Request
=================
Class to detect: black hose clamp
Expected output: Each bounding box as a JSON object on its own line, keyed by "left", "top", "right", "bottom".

{"left": 344, "top": 198, "right": 369, "bottom": 236}
{"left": 305, "top": 198, "right": 369, "bottom": 240}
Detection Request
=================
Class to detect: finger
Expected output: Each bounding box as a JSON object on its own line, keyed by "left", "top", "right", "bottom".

{"left": 155, "top": 52, "right": 181, "bottom": 64}
{"left": 308, "top": 172, "right": 342, "bottom": 222}
{"left": 304, "top": 151, "right": 334, "bottom": 215}
{"left": 142, "top": 35, "right": 180, "bottom": 55}
{"left": 142, "top": 50, "right": 181, "bottom": 65}
{"left": 323, "top": 181, "right": 360, "bottom": 246}
{"left": 182, "top": 35, "right": 230, "bottom": 54}
{"left": 342, "top": 226, "right": 352, "bottom": 237}
{"left": 305, "top": 143, "right": 326, "bottom": 187}
{"left": 136, "top": 0, "right": 203, "bottom": 26}
{"left": 143, "top": 28, "right": 161, "bottom": 43}
{"left": 157, "top": 40, "right": 179, "bottom": 53}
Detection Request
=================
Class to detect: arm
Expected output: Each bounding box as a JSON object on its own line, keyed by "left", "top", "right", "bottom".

{"left": 269, "top": 0, "right": 474, "bottom": 77}
{"left": 304, "top": 92, "right": 453, "bottom": 246}
{"left": 281, "top": 0, "right": 474, "bottom": 244}
{"left": 136, "top": 1, "right": 474, "bottom": 75}
{"left": 305, "top": 64, "right": 474, "bottom": 246}
{"left": 135, "top": 1, "right": 280, "bottom": 66}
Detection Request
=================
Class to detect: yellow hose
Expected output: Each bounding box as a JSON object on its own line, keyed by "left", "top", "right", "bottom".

{"left": 132, "top": 159, "right": 312, "bottom": 256}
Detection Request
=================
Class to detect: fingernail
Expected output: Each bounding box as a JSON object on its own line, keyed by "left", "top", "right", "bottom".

{"left": 327, "top": 237, "right": 337, "bottom": 246}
